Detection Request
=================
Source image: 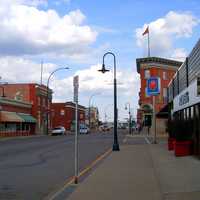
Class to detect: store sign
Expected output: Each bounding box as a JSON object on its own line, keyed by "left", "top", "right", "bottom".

{"left": 179, "top": 92, "right": 189, "bottom": 106}
{"left": 173, "top": 78, "right": 200, "bottom": 113}
{"left": 146, "top": 77, "right": 160, "bottom": 96}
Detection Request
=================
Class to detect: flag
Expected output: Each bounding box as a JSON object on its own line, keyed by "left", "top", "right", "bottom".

{"left": 142, "top": 26, "right": 149, "bottom": 36}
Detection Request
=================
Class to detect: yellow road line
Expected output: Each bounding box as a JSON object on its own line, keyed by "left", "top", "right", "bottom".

{"left": 47, "top": 148, "right": 112, "bottom": 200}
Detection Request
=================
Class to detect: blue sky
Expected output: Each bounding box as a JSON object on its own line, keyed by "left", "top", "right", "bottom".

{"left": 0, "top": 0, "right": 200, "bottom": 121}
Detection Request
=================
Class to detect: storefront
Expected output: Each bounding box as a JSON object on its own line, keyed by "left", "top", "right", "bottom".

{"left": 171, "top": 78, "right": 200, "bottom": 155}
{"left": 0, "top": 97, "right": 37, "bottom": 137}
{"left": 167, "top": 38, "right": 200, "bottom": 156}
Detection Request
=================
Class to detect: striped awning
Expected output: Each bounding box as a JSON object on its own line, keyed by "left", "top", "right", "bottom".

{"left": 0, "top": 111, "right": 23, "bottom": 122}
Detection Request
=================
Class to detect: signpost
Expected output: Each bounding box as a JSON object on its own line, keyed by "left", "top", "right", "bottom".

{"left": 146, "top": 77, "right": 160, "bottom": 144}
{"left": 73, "top": 75, "right": 79, "bottom": 184}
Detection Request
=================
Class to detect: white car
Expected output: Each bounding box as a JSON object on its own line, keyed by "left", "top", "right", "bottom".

{"left": 79, "top": 126, "right": 89, "bottom": 134}
{"left": 51, "top": 126, "right": 66, "bottom": 136}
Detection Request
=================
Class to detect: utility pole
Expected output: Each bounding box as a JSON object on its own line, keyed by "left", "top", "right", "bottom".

{"left": 73, "top": 76, "right": 79, "bottom": 184}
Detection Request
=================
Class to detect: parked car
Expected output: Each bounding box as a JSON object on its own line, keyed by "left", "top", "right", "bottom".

{"left": 79, "top": 124, "right": 89, "bottom": 134}
{"left": 51, "top": 126, "right": 66, "bottom": 136}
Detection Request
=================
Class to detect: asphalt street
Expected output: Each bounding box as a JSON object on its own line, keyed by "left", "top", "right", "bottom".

{"left": 0, "top": 131, "right": 128, "bottom": 200}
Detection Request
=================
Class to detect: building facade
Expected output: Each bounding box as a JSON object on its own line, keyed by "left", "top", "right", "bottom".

{"left": 0, "top": 97, "right": 36, "bottom": 137}
{"left": 2, "top": 83, "right": 52, "bottom": 134}
{"left": 168, "top": 38, "right": 200, "bottom": 155}
{"left": 86, "top": 107, "right": 99, "bottom": 130}
{"left": 136, "top": 57, "right": 182, "bottom": 135}
{"left": 51, "top": 102, "right": 86, "bottom": 131}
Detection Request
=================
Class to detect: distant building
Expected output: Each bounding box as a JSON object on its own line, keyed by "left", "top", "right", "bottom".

{"left": 2, "top": 83, "right": 52, "bottom": 134}
{"left": 86, "top": 107, "right": 99, "bottom": 129}
{"left": 51, "top": 102, "right": 86, "bottom": 132}
{"left": 0, "top": 97, "right": 36, "bottom": 137}
{"left": 136, "top": 57, "right": 182, "bottom": 135}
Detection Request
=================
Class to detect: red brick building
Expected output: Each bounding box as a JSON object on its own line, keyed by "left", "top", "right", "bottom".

{"left": 2, "top": 83, "right": 52, "bottom": 134}
{"left": 0, "top": 97, "right": 36, "bottom": 137}
{"left": 136, "top": 57, "right": 182, "bottom": 134}
{"left": 51, "top": 102, "right": 86, "bottom": 131}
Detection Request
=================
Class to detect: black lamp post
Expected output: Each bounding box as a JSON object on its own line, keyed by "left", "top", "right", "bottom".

{"left": 98, "top": 52, "right": 120, "bottom": 151}
{"left": 46, "top": 67, "right": 69, "bottom": 135}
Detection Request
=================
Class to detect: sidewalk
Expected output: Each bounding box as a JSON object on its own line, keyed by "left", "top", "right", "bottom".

{"left": 68, "top": 138, "right": 200, "bottom": 200}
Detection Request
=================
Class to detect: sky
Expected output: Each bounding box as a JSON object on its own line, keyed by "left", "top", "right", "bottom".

{"left": 0, "top": 0, "right": 200, "bottom": 122}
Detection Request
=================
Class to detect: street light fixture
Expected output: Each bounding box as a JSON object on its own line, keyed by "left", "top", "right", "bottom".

{"left": 46, "top": 67, "right": 69, "bottom": 135}
{"left": 98, "top": 51, "right": 120, "bottom": 151}
{"left": 88, "top": 93, "right": 101, "bottom": 130}
{"left": 125, "top": 102, "right": 131, "bottom": 135}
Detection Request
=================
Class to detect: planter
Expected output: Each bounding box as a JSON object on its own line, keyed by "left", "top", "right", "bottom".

{"left": 174, "top": 140, "right": 193, "bottom": 157}
{"left": 168, "top": 138, "right": 176, "bottom": 150}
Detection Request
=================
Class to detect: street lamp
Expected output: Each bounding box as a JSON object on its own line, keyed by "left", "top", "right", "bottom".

{"left": 125, "top": 102, "right": 131, "bottom": 135}
{"left": 88, "top": 93, "right": 101, "bottom": 130}
{"left": 98, "top": 52, "right": 120, "bottom": 151}
{"left": 46, "top": 67, "right": 69, "bottom": 135}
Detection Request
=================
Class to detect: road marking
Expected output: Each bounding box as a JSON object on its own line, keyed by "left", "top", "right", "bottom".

{"left": 47, "top": 148, "right": 112, "bottom": 200}
{"left": 145, "top": 136, "right": 151, "bottom": 144}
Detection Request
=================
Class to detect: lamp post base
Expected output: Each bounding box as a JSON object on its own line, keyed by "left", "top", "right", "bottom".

{"left": 112, "top": 143, "right": 120, "bottom": 151}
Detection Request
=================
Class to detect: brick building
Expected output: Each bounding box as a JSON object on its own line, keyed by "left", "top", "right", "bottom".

{"left": 51, "top": 102, "right": 86, "bottom": 131}
{"left": 2, "top": 83, "right": 52, "bottom": 134}
{"left": 0, "top": 97, "right": 36, "bottom": 137}
{"left": 136, "top": 57, "right": 182, "bottom": 134}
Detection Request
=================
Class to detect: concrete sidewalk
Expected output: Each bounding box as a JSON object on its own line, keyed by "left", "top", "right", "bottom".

{"left": 68, "top": 138, "right": 200, "bottom": 200}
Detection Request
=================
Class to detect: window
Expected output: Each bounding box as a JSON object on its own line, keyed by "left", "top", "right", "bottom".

{"left": 60, "top": 109, "right": 65, "bottom": 116}
{"left": 38, "top": 97, "right": 40, "bottom": 106}
{"left": 144, "top": 70, "right": 150, "bottom": 79}
{"left": 163, "top": 71, "right": 167, "bottom": 80}
{"left": 163, "top": 88, "right": 167, "bottom": 98}
{"left": 163, "top": 88, "right": 168, "bottom": 103}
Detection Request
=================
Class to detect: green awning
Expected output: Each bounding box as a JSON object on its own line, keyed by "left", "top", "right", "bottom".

{"left": 17, "top": 113, "right": 37, "bottom": 123}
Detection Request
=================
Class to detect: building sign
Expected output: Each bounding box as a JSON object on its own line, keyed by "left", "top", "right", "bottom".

{"left": 179, "top": 92, "right": 189, "bottom": 106}
{"left": 146, "top": 77, "right": 160, "bottom": 96}
{"left": 197, "top": 77, "right": 200, "bottom": 96}
{"left": 73, "top": 76, "right": 79, "bottom": 103}
{"left": 173, "top": 78, "right": 200, "bottom": 113}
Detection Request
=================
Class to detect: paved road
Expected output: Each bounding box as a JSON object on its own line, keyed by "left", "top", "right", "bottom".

{"left": 0, "top": 131, "right": 127, "bottom": 200}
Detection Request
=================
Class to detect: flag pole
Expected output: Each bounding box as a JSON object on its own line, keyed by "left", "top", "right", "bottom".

{"left": 147, "top": 27, "right": 150, "bottom": 57}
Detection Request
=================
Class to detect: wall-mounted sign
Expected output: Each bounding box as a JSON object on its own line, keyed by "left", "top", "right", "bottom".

{"left": 146, "top": 77, "right": 160, "bottom": 96}
{"left": 179, "top": 91, "right": 189, "bottom": 106}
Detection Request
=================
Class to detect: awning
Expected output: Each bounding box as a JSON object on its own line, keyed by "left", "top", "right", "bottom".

{"left": 156, "top": 104, "right": 169, "bottom": 118}
{"left": 0, "top": 111, "right": 23, "bottom": 122}
{"left": 17, "top": 113, "right": 37, "bottom": 123}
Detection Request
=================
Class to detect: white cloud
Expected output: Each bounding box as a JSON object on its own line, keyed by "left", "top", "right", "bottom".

{"left": 135, "top": 11, "right": 199, "bottom": 59}
{"left": 171, "top": 48, "right": 187, "bottom": 61}
{"left": 0, "top": 1, "right": 97, "bottom": 57}
{"left": 0, "top": 56, "right": 56, "bottom": 83}
{"left": 0, "top": 56, "right": 139, "bottom": 120}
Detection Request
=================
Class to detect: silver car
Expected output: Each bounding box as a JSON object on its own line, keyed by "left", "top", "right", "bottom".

{"left": 51, "top": 126, "right": 66, "bottom": 136}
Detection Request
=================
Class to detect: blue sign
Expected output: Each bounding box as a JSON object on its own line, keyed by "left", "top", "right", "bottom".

{"left": 146, "top": 77, "right": 160, "bottom": 96}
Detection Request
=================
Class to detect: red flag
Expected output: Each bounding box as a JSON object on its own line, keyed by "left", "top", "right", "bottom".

{"left": 142, "top": 26, "right": 149, "bottom": 36}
